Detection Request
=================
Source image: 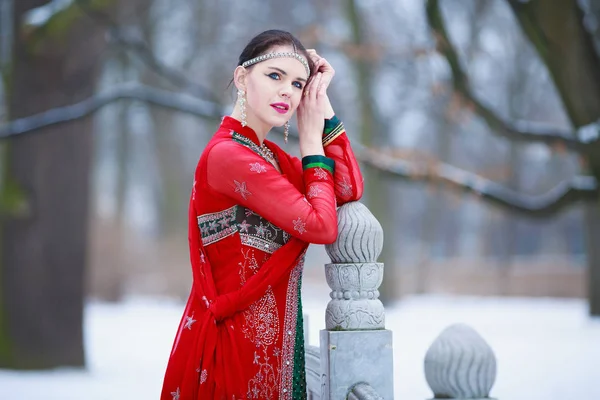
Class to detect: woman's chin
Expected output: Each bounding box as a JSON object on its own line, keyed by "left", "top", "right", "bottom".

{"left": 259, "top": 111, "right": 291, "bottom": 128}
{"left": 268, "top": 116, "right": 289, "bottom": 128}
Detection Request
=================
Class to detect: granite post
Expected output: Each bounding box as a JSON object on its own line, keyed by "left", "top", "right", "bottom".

{"left": 319, "top": 201, "right": 394, "bottom": 399}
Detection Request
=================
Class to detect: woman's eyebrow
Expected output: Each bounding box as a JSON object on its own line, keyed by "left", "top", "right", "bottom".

{"left": 268, "top": 66, "right": 307, "bottom": 83}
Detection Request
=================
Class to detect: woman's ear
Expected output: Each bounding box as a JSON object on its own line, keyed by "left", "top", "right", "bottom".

{"left": 233, "top": 66, "right": 248, "bottom": 91}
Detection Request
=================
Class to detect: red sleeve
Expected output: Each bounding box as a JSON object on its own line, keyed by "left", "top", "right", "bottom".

{"left": 323, "top": 116, "right": 364, "bottom": 205}
{"left": 206, "top": 141, "right": 338, "bottom": 244}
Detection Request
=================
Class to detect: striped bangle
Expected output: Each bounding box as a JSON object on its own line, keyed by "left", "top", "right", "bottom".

{"left": 302, "top": 155, "right": 335, "bottom": 175}
{"left": 323, "top": 115, "right": 345, "bottom": 146}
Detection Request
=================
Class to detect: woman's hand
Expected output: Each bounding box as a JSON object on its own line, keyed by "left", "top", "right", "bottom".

{"left": 307, "top": 49, "right": 335, "bottom": 91}
{"left": 306, "top": 49, "right": 335, "bottom": 119}
{"left": 296, "top": 72, "right": 325, "bottom": 157}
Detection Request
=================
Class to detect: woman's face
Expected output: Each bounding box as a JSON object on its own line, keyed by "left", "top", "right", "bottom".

{"left": 239, "top": 45, "right": 309, "bottom": 128}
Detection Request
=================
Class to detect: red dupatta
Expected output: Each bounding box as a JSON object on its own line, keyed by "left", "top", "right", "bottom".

{"left": 161, "top": 115, "right": 362, "bottom": 399}
{"left": 161, "top": 129, "right": 311, "bottom": 399}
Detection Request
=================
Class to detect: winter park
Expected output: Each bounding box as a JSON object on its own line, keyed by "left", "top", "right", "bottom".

{"left": 1, "top": 0, "right": 600, "bottom": 399}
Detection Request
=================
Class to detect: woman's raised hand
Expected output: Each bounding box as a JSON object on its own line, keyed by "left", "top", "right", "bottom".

{"left": 307, "top": 49, "right": 335, "bottom": 93}
{"left": 296, "top": 72, "right": 326, "bottom": 156}
{"left": 305, "top": 49, "right": 335, "bottom": 119}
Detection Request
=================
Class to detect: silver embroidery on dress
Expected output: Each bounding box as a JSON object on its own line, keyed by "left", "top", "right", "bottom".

{"left": 313, "top": 168, "right": 329, "bottom": 180}
{"left": 184, "top": 314, "right": 196, "bottom": 330}
{"left": 339, "top": 176, "right": 353, "bottom": 198}
{"left": 278, "top": 254, "right": 306, "bottom": 399}
{"left": 307, "top": 184, "right": 323, "bottom": 199}
{"left": 197, "top": 207, "right": 290, "bottom": 252}
{"left": 234, "top": 180, "right": 252, "bottom": 200}
{"left": 293, "top": 217, "right": 306, "bottom": 234}
{"left": 249, "top": 162, "right": 268, "bottom": 174}
{"left": 239, "top": 250, "right": 281, "bottom": 399}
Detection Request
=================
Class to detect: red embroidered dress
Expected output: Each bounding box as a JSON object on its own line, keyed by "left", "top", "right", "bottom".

{"left": 161, "top": 116, "right": 363, "bottom": 399}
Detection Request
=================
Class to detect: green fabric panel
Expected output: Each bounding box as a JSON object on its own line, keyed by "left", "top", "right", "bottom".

{"left": 291, "top": 279, "right": 307, "bottom": 399}
{"left": 304, "top": 162, "right": 334, "bottom": 175}
{"left": 322, "top": 120, "right": 345, "bottom": 146}
{"left": 302, "top": 155, "right": 335, "bottom": 173}
{"left": 323, "top": 115, "right": 341, "bottom": 135}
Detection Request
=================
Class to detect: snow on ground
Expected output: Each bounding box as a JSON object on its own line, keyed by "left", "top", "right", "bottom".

{"left": 0, "top": 294, "right": 599, "bottom": 400}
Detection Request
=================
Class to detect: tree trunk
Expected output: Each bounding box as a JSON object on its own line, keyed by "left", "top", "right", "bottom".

{"left": 508, "top": 0, "right": 600, "bottom": 315}
{"left": 508, "top": 0, "right": 600, "bottom": 126}
{"left": 0, "top": 1, "right": 105, "bottom": 368}
{"left": 586, "top": 162, "right": 600, "bottom": 316}
{"left": 151, "top": 106, "right": 187, "bottom": 237}
{"left": 343, "top": 0, "right": 398, "bottom": 304}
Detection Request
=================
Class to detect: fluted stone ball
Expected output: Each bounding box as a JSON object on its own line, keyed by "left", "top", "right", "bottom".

{"left": 424, "top": 324, "right": 497, "bottom": 399}
{"left": 325, "top": 202, "right": 384, "bottom": 263}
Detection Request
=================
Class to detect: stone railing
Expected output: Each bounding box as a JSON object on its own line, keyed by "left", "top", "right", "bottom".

{"left": 305, "top": 201, "right": 393, "bottom": 399}
{"left": 304, "top": 201, "right": 499, "bottom": 399}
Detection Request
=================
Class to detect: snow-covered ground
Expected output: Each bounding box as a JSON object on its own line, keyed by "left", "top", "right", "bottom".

{"left": 0, "top": 294, "right": 598, "bottom": 400}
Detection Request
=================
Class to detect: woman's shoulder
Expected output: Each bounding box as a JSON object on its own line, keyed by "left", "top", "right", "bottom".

{"left": 203, "top": 130, "right": 265, "bottom": 164}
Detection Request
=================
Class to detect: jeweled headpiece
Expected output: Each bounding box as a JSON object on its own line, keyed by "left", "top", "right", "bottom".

{"left": 241, "top": 52, "right": 311, "bottom": 77}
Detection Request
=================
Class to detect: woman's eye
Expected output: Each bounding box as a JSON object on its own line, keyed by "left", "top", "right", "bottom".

{"left": 268, "top": 72, "right": 280, "bottom": 80}
{"left": 293, "top": 81, "right": 303, "bottom": 89}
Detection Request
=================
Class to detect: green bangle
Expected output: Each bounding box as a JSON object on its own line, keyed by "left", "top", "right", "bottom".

{"left": 302, "top": 155, "right": 335, "bottom": 174}
{"left": 323, "top": 115, "right": 344, "bottom": 146}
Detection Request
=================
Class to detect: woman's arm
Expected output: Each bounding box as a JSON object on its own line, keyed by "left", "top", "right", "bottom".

{"left": 322, "top": 115, "right": 364, "bottom": 205}
{"left": 288, "top": 115, "right": 364, "bottom": 206}
{"left": 304, "top": 50, "right": 364, "bottom": 205}
{"left": 205, "top": 141, "right": 338, "bottom": 244}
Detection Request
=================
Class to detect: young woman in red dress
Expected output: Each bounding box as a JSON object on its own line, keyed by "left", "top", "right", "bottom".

{"left": 161, "top": 30, "right": 363, "bottom": 400}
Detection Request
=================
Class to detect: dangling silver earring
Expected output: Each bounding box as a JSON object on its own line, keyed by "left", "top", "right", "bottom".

{"left": 284, "top": 121, "right": 290, "bottom": 144}
{"left": 237, "top": 89, "right": 247, "bottom": 127}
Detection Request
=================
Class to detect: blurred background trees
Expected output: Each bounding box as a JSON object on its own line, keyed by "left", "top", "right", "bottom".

{"left": 0, "top": 0, "right": 598, "bottom": 369}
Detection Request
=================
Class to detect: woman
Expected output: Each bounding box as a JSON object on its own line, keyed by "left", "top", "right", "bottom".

{"left": 161, "top": 30, "right": 363, "bottom": 400}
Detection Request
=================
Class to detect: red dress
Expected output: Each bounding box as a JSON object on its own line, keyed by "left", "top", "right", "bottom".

{"left": 161, "top": 116, "right": 363, "bottom": 399}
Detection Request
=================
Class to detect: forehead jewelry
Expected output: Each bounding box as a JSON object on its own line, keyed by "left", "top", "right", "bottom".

{"left": 242, "top": 52, "right": 310, "bottom": 77}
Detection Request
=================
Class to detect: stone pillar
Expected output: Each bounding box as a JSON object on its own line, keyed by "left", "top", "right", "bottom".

{"left": 424, "top": 324, "right": 497, "bottom": 399}
{"left": 319, "top": 202, "right": 394, "bottom": 399}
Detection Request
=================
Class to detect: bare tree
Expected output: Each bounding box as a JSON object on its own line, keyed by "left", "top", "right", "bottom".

{"left": 426, "top": 0, "right": 600, "bottom": 314}
{"left": 0, "top": 5, "right": 600, "bottom": 367}
{"left": 0, "top": 0, "right": 108, "bottom": 368}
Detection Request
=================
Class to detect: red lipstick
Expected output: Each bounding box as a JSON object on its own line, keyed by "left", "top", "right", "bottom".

{"left": 270, "top": 103, "right": 289, "bottom": 114}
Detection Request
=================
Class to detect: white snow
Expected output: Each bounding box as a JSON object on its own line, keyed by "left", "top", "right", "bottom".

{"left": 0, "top": 295, "right": 598, "bottom": 399}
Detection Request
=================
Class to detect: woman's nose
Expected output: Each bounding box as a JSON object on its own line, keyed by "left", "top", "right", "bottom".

{"left": 280, "top": 86, "right": 292, "bottom": 98}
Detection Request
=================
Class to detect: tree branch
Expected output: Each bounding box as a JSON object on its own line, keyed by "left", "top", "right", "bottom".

{"left": 354, "top": 143, "right": 599, "bottom": 218}
{"left": 77, "top": 2, "right": 224, "bottom": 104}
{"left": 0, "top": 83, "right": 224, "bottom": 138}
{"left": 1, "top": 83, "right": 596, "bottom": 218}
{"left": 21, "top": 0, "right": 62, "bottom": 28}
{"left": 425, "top": 0, "right": 597, "bottom": 154}
{"left": 505, "top": 0, "right": 600, "bottom": 127}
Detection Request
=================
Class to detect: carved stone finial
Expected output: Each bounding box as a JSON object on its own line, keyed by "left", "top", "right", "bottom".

{"left": 324, "top": 202, "right": 385, "bottom": 330}
{"left": 424, "top": 324, "right": 497, "bottom": 399}
{"left": 325, "top": 202, "right": 383, "bottom": 264}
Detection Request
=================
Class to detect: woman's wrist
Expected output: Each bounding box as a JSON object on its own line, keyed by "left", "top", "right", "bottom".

{"left": 300, "top": 139, "right": 325, "bottom": 157}
{"left": 323, "top": 95, "right": 335, "bottom": 119}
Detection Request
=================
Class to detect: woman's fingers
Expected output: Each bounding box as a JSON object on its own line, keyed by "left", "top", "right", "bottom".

{"left": 318, "top": 75, "right": 328, "bottom": 97}
{"left": 306, "top": 49, "right": 336, "bottom": 92}
{"left": 307, "top": 53, "right": 334, "bottom": 92}
{"left": 303, "top": 72, "right": 316, "bottom": 99}
{"left": 311, "top": 73, "right": 322, "bottom": 101}
{"left": 304, "top": 71, "right": 322, "bottom": 100}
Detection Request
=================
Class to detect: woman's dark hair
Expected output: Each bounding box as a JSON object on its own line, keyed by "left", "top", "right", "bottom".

{"left": 229, "top": 30, "right": 315, "bottom": 90}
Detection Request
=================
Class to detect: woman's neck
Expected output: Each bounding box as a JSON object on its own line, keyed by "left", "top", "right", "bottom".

{"left": 230, "top": 104, "right": 270, "bottom": 145}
